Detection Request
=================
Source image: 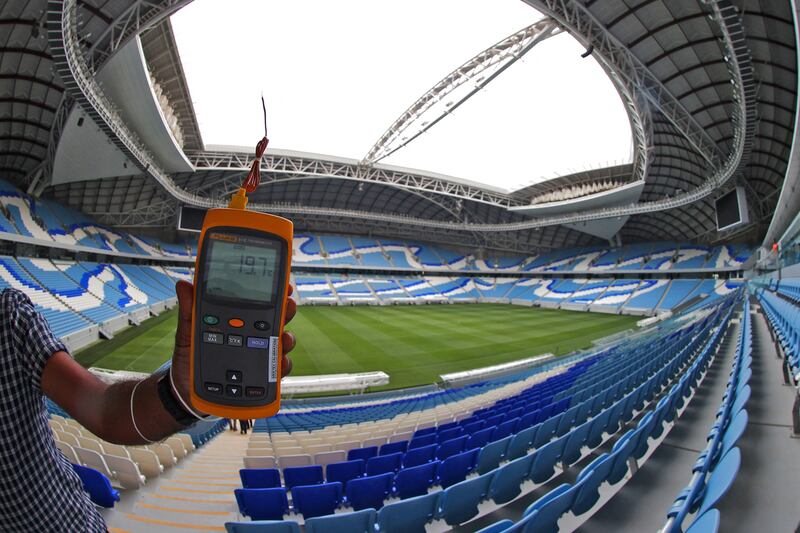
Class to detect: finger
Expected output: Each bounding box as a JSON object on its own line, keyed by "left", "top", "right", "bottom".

{"left": 174, "top": 280, "right": 194, "bottom": 349}
{"left": 287, "top": 297, "right": 296, "bottom": 322}
{"left": 287, "top": 284, "right": 294, "bottom": 297}
{"left": 282, "top": 331, "right": 296, "bottom": 354}
{"left": 281, "top": 355, "right": 293, "bottom": 378}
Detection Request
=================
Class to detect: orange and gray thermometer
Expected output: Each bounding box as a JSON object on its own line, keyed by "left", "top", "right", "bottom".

{"left": 189, "top": 208, "right": 293, "bottom": 418}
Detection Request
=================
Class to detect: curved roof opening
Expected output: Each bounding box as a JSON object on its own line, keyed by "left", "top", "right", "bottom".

{"left": 172, "top": 0, "right": 632, "bottom": 192}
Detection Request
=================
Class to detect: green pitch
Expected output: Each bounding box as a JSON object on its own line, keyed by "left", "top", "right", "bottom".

{"left": 76, "top": 305, "right": 638, "bottom": 392}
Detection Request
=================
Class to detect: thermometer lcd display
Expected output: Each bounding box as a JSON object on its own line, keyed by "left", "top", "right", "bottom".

{"left": 204, "top": 233, "right": 279, "bottom": 303}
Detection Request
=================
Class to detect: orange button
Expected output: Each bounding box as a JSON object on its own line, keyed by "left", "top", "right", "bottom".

{"left": 228, "top": 318, "right": 244, "bottom": 328}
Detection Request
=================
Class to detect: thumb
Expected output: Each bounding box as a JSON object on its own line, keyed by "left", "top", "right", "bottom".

{"left": 174, "top": 280, "right": 194, "bottom": 349}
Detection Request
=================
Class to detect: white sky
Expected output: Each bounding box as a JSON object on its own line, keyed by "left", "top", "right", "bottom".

{"left": 171, "top": 0, "right": 632, "bottom": 192}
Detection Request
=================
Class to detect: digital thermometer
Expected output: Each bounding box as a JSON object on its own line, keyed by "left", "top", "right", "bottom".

{"left": 189, "top": 208, "right": 293, "bottom": 418}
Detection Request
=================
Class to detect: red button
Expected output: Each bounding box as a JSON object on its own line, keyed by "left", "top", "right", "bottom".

{"left": 228, "top": 318, "right": 244, "bottom": 328}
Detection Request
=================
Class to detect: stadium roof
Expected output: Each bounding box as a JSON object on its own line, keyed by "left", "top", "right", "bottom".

{"left": 2, "top": 0, "right": 798, "bottom": 254}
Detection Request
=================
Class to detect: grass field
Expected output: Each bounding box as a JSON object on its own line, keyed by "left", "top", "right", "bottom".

{"left": 76, "top": 305, "right": 638, "bottom": 391}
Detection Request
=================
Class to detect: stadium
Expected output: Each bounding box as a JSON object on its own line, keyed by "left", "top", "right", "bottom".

{"left": 1, "top": 0, "right": 799, "bottom": 531}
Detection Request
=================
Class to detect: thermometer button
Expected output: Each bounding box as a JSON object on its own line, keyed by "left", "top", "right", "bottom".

{"left": 203, "top": 332, "right": 224, "bottom": 344}
{"left": 228, "top": 318, "right": 244, "bottom": 328}
{"left": 226, "top": 370, "right": 243, "bottom": 383}
{"left": 226, "top": 385, "right": 242, "bottom": 398}
{"left": 202, "top": 315, "right": 219, "bottom": 325}
{"left": 204, "top": 382, "right": 223, "bottom": 395}
{"left": 254, "top": 321, "right": 269, "bottom": 331}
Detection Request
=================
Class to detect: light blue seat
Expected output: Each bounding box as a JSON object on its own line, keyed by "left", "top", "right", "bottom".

{"left": 438, "top": 448, "right": 479, "bottom": 488}
{"left": 367, "top": 452, "right": 403, "bottom": 476}
{"left": 240, "top": 468, "right": 281, "bottom": 489}
{"left": 476, "top": 520, "right": 514, "bottom": 533}
{"left": 234, "top": 488, "right": 289, "bottom": 520}
{"left": 517, "top": 482, "right": 578, "bottom": 533}
{"left": 685, "top": 509, "right": 721, "bottom": 533}
{"left": 606, "top": 430, "right": 636, "bottom": 484}
{"left": 436, "top": 435, "right": 468, "bottom": 461}
{"left": 71, "top": 464, "right": 120, "bottom": 508}
{"left": 719, "top": 409, "right": 748, "bottom": 460}
{"left": 292, "top": 482, "right": 343, "bottom": 519}
{"left": 225, "top": 521, "right": 300, "bottom": 533}
{"left": 326, "top": 459, "right": 365, "bottom": 489}
{"left": 467, "top": 427, "right": 495, "bottom": 450}
{"left": 571, "top": 453, "right": 614, "bottom": 515}
{"left": 585, "top": 408, "right": 611, "bottom": 448}
{"left": 403, "top": 444, "right": 437, "bottom": 467}
{"left": 438, "top": 472, "right": 494, "bottom": 525}
{"left": 506, "top": 424, "right": 538, "bottom": 461}
{"left": 731, "top": 385, "right": 750, "bottom": 416}
{"left": 629, "top": 412, "right": 657, "bottom": 460}
{"left": 305, "top": 508, "right": 376, "bottom": 533}
{"left": 561, "top": 419, "right": 592, "bottom": 466}
{"left": 376, "top": 492, "right": 440, "bottom": 533}
{"left": 696, "top": 448, "right": 741, "bottom": 516}
{"left": 489, "top": 453, "right": 535, "bottom": 504}
{"left": 346, "top": 472, "right": 393, "bottom": 510}
{"left": 476, "top": 436, "right": 511, "bottom": 475}
{"left": 284, "top": 465, "right": 324, "bottom": 491}
{"left": 529, "top": 433, "right": 568, "bottom": 484}
{"left": 395, "top": 461, "right": 439, "bottom": 499}
{"left": 532, "top": 413, "right": 561, "bottom": 448}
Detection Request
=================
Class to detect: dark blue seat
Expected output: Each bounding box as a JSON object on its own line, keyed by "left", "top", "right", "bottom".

{"left": 438, "top": 472, "right": 495, "bottom": 525}
{"left": 461, "top": 420, "right": 485, "bottom": 435}
{"left": 346, "top": 472, "right": 394, "bottom": 510}
{"left": 532, "top": 412, "right": 562, "bottom": 449}
{"left": 348, "top": 446, "right": 378, "bottom": 462}
{"left": 366, "top": 452, "right": 403, "bottom": 476}
{"left": 291, "top": 482, "right": 342, "bottom": 519}
{"left": 467, "top": 427, "right": 495, "bottom": 450}
{"left": 408, "top": 434, "right": 437, "bottom": 449}
{"left": 395, "top": 461, "right": 439, "bottom": 499}
{"left": 380, "top": 441, "right": 408, "bottom": 456}
{"left": 305, "top": 508, "right": 376, "bottom": 533}
{"left": 437, "top": 427, "right": 463, "bottom": 443}
{"left": 438, "top": 448, "right": 479, "bottom": 489}
{"left": 225, "top": 520, "right": 300, "bottom": 533}
{"left": 234, "top": 488, "right": 289, "bottom": 520}
{"left": 484, "top": 414, "right": 505, "bottom": 427}
{"left": 437, "top": 435, "right": 468, "bottom": 461}
{"left": 491, "top": 418, "right": 520, "bottom": 441}
{"left": 240, "top": 468, "right": 281, "bottom": 489}
{"left": 71, "top": 463, "right": 119, "bottom": 508}
{"left": 376, "top": 492, "right": 441, "bottom": 533}
{"left": 571, "top": 453, "right": 614, "bottom": 515}
{"left": 284, "top": 465, "right": 324, "bottom": 491}
{"left": 413, "top": 427, "right": 436, "bottom": 438}
{"left": 403, "top": 443, "right": 437, "bottom": 467}
{"left": 326, "top": 459, "right": 364, "bottom": 489}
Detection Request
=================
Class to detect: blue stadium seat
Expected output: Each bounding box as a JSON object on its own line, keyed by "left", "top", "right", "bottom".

{"left": 476, "top": 435, "right": 511, "bottom": 475}
{"left": 291, "top": 482, "right": 343, "bottom": 519}
{"left": 570, "top": 453, "right": 615, "bottom": 515}
{"left": 394, "top": 461, "right": 439, "bottom": 499}
{"left": 685, "top": 509, "right": 721, "bottom": 533}
{"left": 326, "top": 459, "right": 365, "bottom": 488}
{"left": 240, "top": 468, "right": 281, "bottom": 489}
{"left": 71, "top": 464, "right": 120, "bottom": 508}
{"left": 517, "top": 482, "right": 578, "bottom": 533}
{"left": 283, "top": 465, "right": 324, "bottom": 491}
{"left": 234, "top": 488, "right": 289, "bottom": 521}
{"left": 408, "top": 434, "right": 437, "bottom": 449}
{"left": 476, "top": 520, "right": 514, "bottom": 533}
{"left": 489, "top": 453, "right": 535, "bottom": 504}
{"left": 436, "top": 427, "right": 463, "bottom": 443}
{"left": 561, "top": 419, "right": 593, "bottom": 466}
{"left": 437, "top": 472, "right": 495, "bottom": 525}
{"left": 529, "top": 432, "right": 568, "bottom": 483}
{"left": 376, "top": 492, "right": 441, "bottom": 533}
{"left": 366, "top": 452, "right": 403, "bottom": 476}
{"left": 304, "top": 508, "right": 376, "bottom": 533}
{"left": 225, "top": 521, "right": 300, "bottom": 533}
{"left": 403, "top": 443, "right": 437, "bottom": 467}
{"left": 467, "top": 427, "right": 495, "bottom": 450}
{"left": 348, "top": 446, "right": 379, "bottom": 462}
{"left": 696, "top": 447, "right": 741, "bottom": 517}
{"left": 506, "top": 424, "right": 538, "bottom": 461}
{"left": 380, "top": 440, "right": 408, "bottom": 456}
{"left": 436, "top": 435, "right": 468, "bottom": 461}
{"left": 438, "top": 448, "right": 479, "bottom": 489}
{"left": 491, "top": 417, "right": 520, "bottom": 441}
{"left": 346, "top": 472, "right": 393, "bottom": 510}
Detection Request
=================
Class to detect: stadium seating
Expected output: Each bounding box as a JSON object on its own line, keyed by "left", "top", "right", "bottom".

{"left": 71, "top": 463, "right": 120, "bottom": 508}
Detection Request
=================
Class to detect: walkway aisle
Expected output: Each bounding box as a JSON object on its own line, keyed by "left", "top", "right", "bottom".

{"left": 102, "top": 429, "right": 249, "bottom": 533}
{"left": 576, "top": 317, "right": 741, "bottom": 533}
{"left": 714, "top": 302, "right": 800, "bottom": 532}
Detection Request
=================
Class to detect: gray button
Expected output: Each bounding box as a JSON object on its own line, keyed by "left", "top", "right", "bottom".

{"left": 227, "top": 335, "right": 243, "bottom": 347}
{"left": 203, "top": 332, "right": 224, "bottom": 344}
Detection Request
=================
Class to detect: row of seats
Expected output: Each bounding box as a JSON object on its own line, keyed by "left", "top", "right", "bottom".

{"left": 226, "top": 296, "right": 736, "bottom": 529}
{"left": 662, "top": 298, "right": 752, "bottom": 532}
{"left": 756, "top": 287, "right": 799, "bottom": 381}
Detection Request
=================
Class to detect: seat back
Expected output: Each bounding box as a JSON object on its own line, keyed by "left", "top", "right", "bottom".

{"left": 104, "top": 454, "right": 145, "bottom": 490}
{"left": 403, "top": 443, "right": 437, "bottom": 468}
{"left": 128, "top": 447, "right": 163, "bottom": 478}
{"left": 225, "top": 520, "right": 300, "bottom": 532}
{"left": 234, "top": 488, "right": 289, "bottom": 521}
{"left": 279, "top": 454, "right": 313, "bottom": 468}
{"left": 491, "top": 418, "right": 519, "bottom": 441}
{"left": 292, "top": 482, "right": 343, "bottom": 519}
{"left": 347, "top": 446, "right": 378, "bottom": 462}
{"left": 438, "top": 448, "right": 479, "bottom": 489}
{"left": 438, "top": 472, "right": 495, "bottom": 526}
{"left": 489, "top": 453, "right": 535, "bottom": 505}
{"left": 408, "top": 434, "right": 436, "bottom": 449}
{"left": 240, "top": 468, "right": 281, "bottom": 489}
{"left": 71, "top": 463, "right": 120, "bottom": 508}
{"left": 74, "top": 446, "right": 115, "bottom": 480}
{"left": 305, "top": 508, "right": 376, "bottom": 533}
{"left": 244, "top": 456, "right": 277, "bottom": 469}
{"left": 476, "top": 436, "right": 511, "bottom": 475}
{"left": 379, "top": 440, "right": 408, "bottom": 456}
{"left": 346, "top": 472, "right": 394, "bottom": 510}
{"left": 284, "top": 465, "right": 324, "bottom": 491}
{"left": 529, "top": 433, "right": 568, "bottom": 484}
{"left": 518, "top": 482, "right": 578, "bottom": 532}
{"left": 366, "top": 452, "right": 403, "bottom": 476}
{"left": 148, "top": 443, "right": 177, "bottom": 468}
{"left": 394, "top": 461, "right": 439, "bottom": 500}
{"left": 436, "top": 436, "right": 468, "bottom": 461}
{"left": 376, "top": 492, "right": 441, "bottom": 533}
{"left": 55, "top": 440, "right": 80, "bottom": 464}
{"left": 326, "top": 459, "right": 365, "bottom": 488}
{"left": 506, "top": 425, "right": 538, "bottom": 461}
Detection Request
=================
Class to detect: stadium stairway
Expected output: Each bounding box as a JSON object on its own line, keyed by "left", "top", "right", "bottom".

{"left": 102, "top": 431, "right": 248, "bottom": 532}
